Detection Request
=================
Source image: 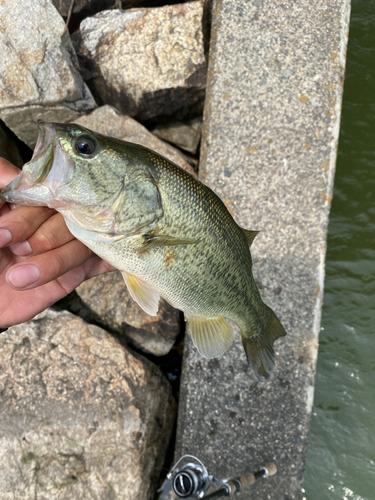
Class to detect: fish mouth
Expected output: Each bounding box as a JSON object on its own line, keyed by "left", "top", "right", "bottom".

{"left": 34, "top": 121, "right": 56, "bottom": 161}
{"left": 0, "top": 122, "right": 72, "bottom": 209}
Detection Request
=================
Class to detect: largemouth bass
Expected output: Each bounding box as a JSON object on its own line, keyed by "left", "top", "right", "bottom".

{"left": 0, "top": 122, "right": 286, "bottom": 380}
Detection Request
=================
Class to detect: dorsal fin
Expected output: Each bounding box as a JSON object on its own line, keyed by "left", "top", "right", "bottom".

{"left": 242, "top": 229, "right": 259, "bottom": 247}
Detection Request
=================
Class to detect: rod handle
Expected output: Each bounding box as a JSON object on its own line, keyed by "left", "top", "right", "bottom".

{"left": 238, "top": 462, "right": 277, "bottom": 491}
{"left": 264, "top": 462, "right": 277, "bottom": 477}
{"left": 238, "top": 473, "right": 255, "bottom": 490}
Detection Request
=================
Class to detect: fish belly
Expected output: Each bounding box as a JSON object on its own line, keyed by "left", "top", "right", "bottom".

{"left": 65, "top": 219, "right": 248, "bottom": 323}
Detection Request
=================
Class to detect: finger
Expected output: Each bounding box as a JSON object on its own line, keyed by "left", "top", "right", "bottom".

{"left": 0, "top": 257, "right": 115, "bottom": 329}
{"left": 6, "top": 238, "right": 93, "bottom": 290}
{"left": 57, "top": 255, "right": 116, "bottom": 295}
{"left": 11, "top": 212, "right": 74, "bottom": 257}
{"left": 0, "top": 247, "right": 12, "bottom": 275}
{"left": 0, "top": 205, "right": 55, "bottom": 250}
{"left": 0, "top": 157, "right": 20, "bottom": 187}
{"left": 83, "top": 256, "right": 116, "bottom": 280}
{"left": 0, "top": 203, "right": 10, "bottom": 217}
{"left": 0, "top": 158, "right": 20, "bottom": 209}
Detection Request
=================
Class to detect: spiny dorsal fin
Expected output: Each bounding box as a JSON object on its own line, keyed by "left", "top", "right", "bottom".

{"left": 242, "top": 229, "right": 259, "bottom": 247}
{"left": 185, "top": 315, "right": 234, "bottom": 358}
{"left": 241, "top": 307, "right": 286, "bottom": 381}
{"left": 139, "top": 234, "right": 199, "bottom": 253}
{"left": 122, "top": 271, "right": 160, "bottom": 316}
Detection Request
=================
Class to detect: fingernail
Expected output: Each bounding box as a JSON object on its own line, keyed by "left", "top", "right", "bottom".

{"left": 0, "top": 228, "right": 12, "bottom": 248}
{"left": 10, "top": 240, "right": 32, "bottom": 256}
{"left": 8, "top": 264, "right": 41, "bottom": 288}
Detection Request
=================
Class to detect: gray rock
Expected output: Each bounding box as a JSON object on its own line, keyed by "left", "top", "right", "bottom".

{"left": 0, "top": 308, "right": 176, "bottom": 500}
{"left": 0, "top": 0, "right": 96, "bottom": 147}
{"left": 76, "top": 271, "right": 180, "bottom": 356}
{"left": 73, "top": 3, "right": 207, "bottom": 122}
{"left": 175, "top": 0, "right": 351, "bottom": 499}
{"left": 0, "top": 102, "right": 94, "bottom": 150}
{"left": 152, "top": 117, "right": 203, "bottom": 154}
{"left": 0, "top": 121, "right": 24, "bottom": 168}
{"left": 75, "top": 105, "right": 196, "bottom": 175}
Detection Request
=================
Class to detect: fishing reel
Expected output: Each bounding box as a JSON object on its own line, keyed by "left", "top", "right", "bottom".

{"left": 158, "top": 454, "right": 277, "bottom": 499}
{"left": 166, "top": 455, "right": 214, "bottom": 499}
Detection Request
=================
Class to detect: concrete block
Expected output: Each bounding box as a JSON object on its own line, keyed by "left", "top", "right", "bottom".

{"left": 175, "top": 0, "right": 351, "bottom": 498}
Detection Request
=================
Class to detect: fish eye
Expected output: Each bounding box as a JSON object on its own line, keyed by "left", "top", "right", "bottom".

{"left": 74, "top": 136, "right": 97, "bottom": 157}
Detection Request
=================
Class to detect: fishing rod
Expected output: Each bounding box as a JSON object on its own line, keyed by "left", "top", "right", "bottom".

{"left": 157, "top": 455, "right": 277, "bottom": 499}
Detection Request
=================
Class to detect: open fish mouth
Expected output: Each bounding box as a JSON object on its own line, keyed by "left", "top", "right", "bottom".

{"left": 0, "top": 122, "right": 72, "bottom": 208}
{"left": 34, "top": 121, "right": 56, "bottom": 161}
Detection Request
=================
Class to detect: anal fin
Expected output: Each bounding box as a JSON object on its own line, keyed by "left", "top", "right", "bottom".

{"left": 242, "top": 306, "right": 286, "bottom": 381}
{"left": 122, "top": 271, "right": 160, "bottom": 316}
{"left": 185, "top": 315, "right": 234, "bottom": 359}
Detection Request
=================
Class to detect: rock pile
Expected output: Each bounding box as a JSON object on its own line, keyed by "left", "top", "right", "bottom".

{"left": 75, "top": 268, "right": 181, "bottom": 357}
{"left": 0, "top": 0, "right": 208, "bottom": 498}
{"left": 0, "top": 309, "right": 176, "bottom": 500}
{"left": 73, "top": 2, "right": 207, "bottom": 122}
{"left": 0, "top": 0, "right": 96, "bottom": 147}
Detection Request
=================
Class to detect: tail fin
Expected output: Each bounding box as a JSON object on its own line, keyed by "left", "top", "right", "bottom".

{"left": 242, "top": 307, "right": 286, "bottom": 382}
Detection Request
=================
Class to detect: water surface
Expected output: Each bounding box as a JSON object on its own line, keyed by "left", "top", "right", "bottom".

{"left": 303, "top": 1, "right": 375, "bottom": 498}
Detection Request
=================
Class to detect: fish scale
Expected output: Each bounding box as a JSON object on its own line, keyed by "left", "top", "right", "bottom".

{"left": 0, "top": 122, "right": 286, "bottom": 381}
{"left": 149, "top": 156, "right": 252, "bottom": 317}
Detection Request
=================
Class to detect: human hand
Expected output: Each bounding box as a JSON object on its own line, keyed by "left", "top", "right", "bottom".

{"left": 0, "top": 157, "right": 115, "bottom": 329}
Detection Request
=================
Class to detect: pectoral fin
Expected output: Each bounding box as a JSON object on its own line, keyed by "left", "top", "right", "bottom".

{"left": 185, "top": 315, "right": 234, "bottom": 358}
{"left": 139, "top": 234, "right": 199, "bottom": 253}
{"left": 122, "top": 271, "right": 160, "bottom": 316}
